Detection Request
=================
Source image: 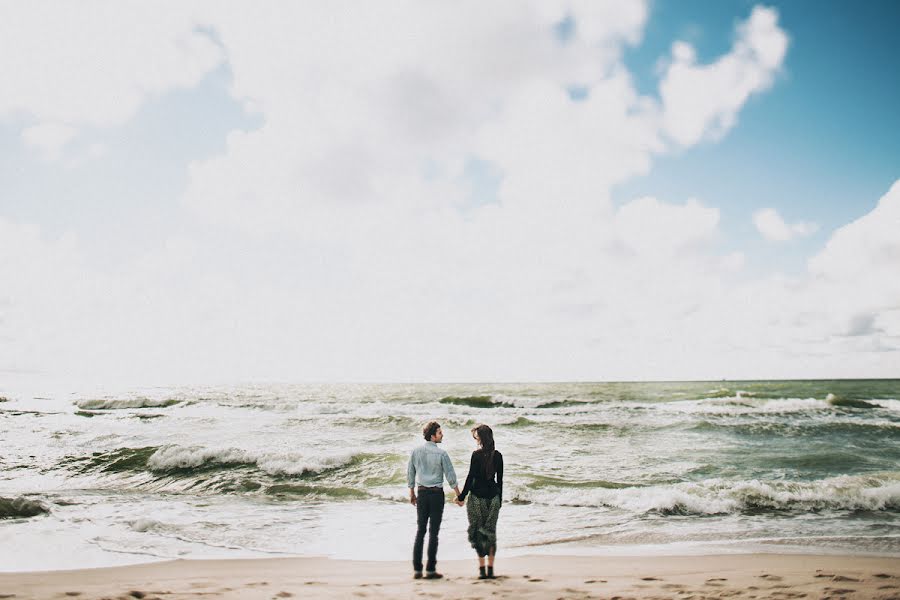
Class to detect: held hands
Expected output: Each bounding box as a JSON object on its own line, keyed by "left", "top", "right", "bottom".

{"left": 454, "top": 497, "right": 464, "bottom": 507}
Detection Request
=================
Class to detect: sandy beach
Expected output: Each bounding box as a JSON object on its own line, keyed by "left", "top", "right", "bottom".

{"left": 1, "top": 553, "right": 898, "bottom": 600}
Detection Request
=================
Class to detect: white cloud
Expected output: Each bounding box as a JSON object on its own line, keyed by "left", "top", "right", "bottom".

{"left": 660, "top": 6, "right": 789, "bottom": 146}
{"left": 616, "top": 197, "right": 719, "bottom": 256}
{"left": 753, "top": 207, "right": 819, "bottom": 241}
{"left": 182, "top": 1, "right": 657, "bottom": 236}
{"left": 809, "top": 180, "right": 900, "bottom": 280}
{"left": 0, "top": 1, "right": 223, "bottom": 127}
{"left": 21, "top": 122, "right": 77, "bottom": 160}
{"left": 807, "top": 180, "right": 900, "bottom": 325}
{"left": 9, "top": 4, "right": 895, "bottom": 383}
{"left": 3, "top": 180, "right": 899, "bottom": 384}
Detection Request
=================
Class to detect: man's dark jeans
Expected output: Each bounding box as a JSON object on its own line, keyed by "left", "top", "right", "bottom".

{"left": 413, "top": 488, "right": 444, "bottom": 572}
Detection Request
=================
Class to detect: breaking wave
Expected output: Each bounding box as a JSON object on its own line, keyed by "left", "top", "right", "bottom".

{"left": 0, "top": 496, "right": 50, "bottom": 519}
{"left": 658, "top": 395, "right": 886, "bottom": 416}
{"left": 74, "top": 397, "right": 182, "bottom": 410}
{"left": 438, "top": 395, "right": 508, "bottom": 408}
{"left": 825, "top": 393, "right": 878, "bottom": 409}
{"left": 75, "top": 445, "right": 369, "bottom": 478}
{"left": 689, "top": 419, "right": 900, "bottom": 437}
{"left": 513, "top": 473, "right": 900, "bottom": 515}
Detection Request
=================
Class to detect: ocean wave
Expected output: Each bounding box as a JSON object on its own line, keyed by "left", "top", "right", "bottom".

{"left": 0, "top": 496, "right": 50, "bottom": 519}
{"left": 331, "top": 414, "right": 414, "bottom": 427}
{"left": 825, "top": 393, "right": 878, "bottom": 409}
{"left": 438, "top": 395, "right": 509, "bottom": 408}
{"left": 147, "top": 445, "right": 365, "bottom": 477}
{"left": 704, "top": 388, "right": 760, "bottom": 399}
{"left": 531, "top": 400, "right": 590, "bottom": 409}
{"left": 73, "top": 445, "right": 378, "bottom": 479}
{"left": 512, "top": 473, "right": 900, "bottom": 515}
{"left": 75, "top": 410, "right": 104, "bottom": 418}
{"left": 146, "top": 446, "right": 256, "bottom": 472}
{"left": 525, "top": 474, "right": 630, "bottom": 490}
{"left": 264, "top": 483, "right": 370, "bottom": 499}
{"left": 504, "top": 416, "right": 538, "bottom": 427}
{"left": 659, "top": 396, "right": 874, "bottom": 416}
{"left": 128, "top": 518, "right": 163, "bottom": 533}
{"left": 689, "top": 419, "right": 900, "bottom": 437}
{"left": 74, "top": 397, "right": 182, "bottom": 410}
{"left": 435, "top": 394, "right": 576, "bottom": 410}
{"left": 871, "top": 399, "right": 900, "bottom": 412}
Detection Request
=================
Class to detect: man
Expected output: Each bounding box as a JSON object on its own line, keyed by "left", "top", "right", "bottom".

{"left": 407, "top": 421, "right": 461, "bottom": 580}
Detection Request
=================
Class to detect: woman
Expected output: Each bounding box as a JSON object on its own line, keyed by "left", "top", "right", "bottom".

{"left": 455, "top": 424, "right": 503, "bottom": 579}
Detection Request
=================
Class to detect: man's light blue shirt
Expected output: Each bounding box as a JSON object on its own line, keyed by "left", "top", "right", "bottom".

{"left": 407, "top": 441, "right": 458, "bottom": 488}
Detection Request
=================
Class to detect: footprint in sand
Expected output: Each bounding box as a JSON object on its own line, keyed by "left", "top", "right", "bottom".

{"left": 815, "top": 572, "right": 835, "bottom": 578}
{"left": 0, "top": 595, "right": 14, "bottom": 599}
{"left": 707, "top": 578, "right": 727, "bottom": 581}
{"left": 641, "top": 577, "right": 660, "bottom": 581}
{"left": 64, "top": 593, "right": 82, "bottom": 597}
{"left": 833, "top": 575, "right": 861, "bottom": 582}
{"left": 527, "top": 578, "right": 544, "bottom": 583}
{"left": 878, "top": 584, "right": 899, "bottom": 589}
{"left": 584, "top": 579, "right": 607, "bottom": 584}
{"left": 274, "top": 592, "right": 294, "bottom": 598}
{"left": 758, "top": 574, "right": 783, "bottom": 581}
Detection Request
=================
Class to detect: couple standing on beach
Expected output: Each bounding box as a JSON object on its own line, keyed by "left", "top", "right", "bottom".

{"left": 407, "top": 421, "right": 504, "bottom": 580}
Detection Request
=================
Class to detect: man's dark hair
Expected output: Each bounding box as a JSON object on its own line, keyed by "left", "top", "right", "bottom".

{"left": 423, "top": 421, "right": 441, "bottom": 441}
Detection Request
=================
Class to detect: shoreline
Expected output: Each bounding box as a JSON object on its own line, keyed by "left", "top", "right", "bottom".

{"left": 1, "top": 553, "right": 898, "bottom": 599}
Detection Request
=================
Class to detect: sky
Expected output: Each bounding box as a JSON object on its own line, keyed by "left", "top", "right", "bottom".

{"left": 0, "top": 0, "right": 898, "bottom": 385}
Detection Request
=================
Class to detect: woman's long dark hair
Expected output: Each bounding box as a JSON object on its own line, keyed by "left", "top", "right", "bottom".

{"left": 471, "top": 424, "right": 496, "bottom": 479}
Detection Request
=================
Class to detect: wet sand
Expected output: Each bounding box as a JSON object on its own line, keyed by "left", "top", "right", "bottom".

{"left": 0, "top": 553, "right": 898, "bottom": 599}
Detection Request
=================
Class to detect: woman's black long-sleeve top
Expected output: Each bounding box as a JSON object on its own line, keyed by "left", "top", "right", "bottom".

{"left": 458, "top": 450, "right": 503, "bottom": 502}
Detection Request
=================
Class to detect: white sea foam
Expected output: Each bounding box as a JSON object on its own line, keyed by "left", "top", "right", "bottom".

{"left": 870, "top": 399, "right": 900, "bottom": 412}
{"left": 5, "top": 381, "right": 898, "bottom": 570}
{"left": 146, "top": 446, "right": 252, "bottom": 471}
{"left": 516, "top": 474, "right": 900, "bottom": 514}
{"left": 255, "top": 451, "right": 360, "bottom": 476}
{"left": 660, "top": 397, "right": 834, "bottom": 415}
{"left": 489, "top": 394, "right": 567, "bottom": 409}
{"left": 144, "top": 445, "right": 360, "bottom": 476}
{"left": 75, "top": 397, "right": 180, "bottom": 410}
{"left": 128, "top": 518, "right": 163, "bottom": 533}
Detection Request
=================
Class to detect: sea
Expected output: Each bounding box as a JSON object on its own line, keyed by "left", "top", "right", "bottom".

{"left": 1, "top": 380, "right": 899, "bottom": 571}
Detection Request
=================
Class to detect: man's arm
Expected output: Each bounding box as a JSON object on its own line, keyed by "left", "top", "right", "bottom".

{"left": 441, "top": 450, "right": 461, "bottom": 500}
{"left": 407, "top": 449, "right": 417, "bottom": 506}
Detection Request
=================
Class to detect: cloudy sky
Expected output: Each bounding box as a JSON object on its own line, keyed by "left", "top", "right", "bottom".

{"left": 1, "top": 0, "right": 898, "bottom": 385}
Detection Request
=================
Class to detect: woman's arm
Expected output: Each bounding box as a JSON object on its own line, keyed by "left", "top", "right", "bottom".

{"left": 457, "top": 451, "right": 478, "bottom": 502}
{"left": 496, "top": 452, "right": 503, "bottom": 503}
